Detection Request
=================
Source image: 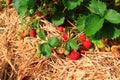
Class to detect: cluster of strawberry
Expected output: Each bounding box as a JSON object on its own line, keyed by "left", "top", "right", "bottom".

{"left": 20, "top": 29, "right": 36, "bottom": 38}
{"left": 67, "top": 34, "right": 92, "bottom": 60}
{"left": 57, "top": 26, "right": 92, "bottom": 60}
{"left": 56, "top": 25, "right": 69, "bottom": 41}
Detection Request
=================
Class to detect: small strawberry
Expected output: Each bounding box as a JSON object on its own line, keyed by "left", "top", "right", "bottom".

{"left": 80, "top": 34, "right": 86, "bottom": 42}
{"left": 20, "top": 32, "right": 24, "bottom": 38}
{"left": 79, "top": 48, "right": 86, "bottom": 54}
{"left": 35, "top": 11, "right": 42, "bottom": 17}
{"left": 29, "top": 29, "right": 36, "bottom": 37}
{"left": 67, "top": 50, "right": 81, "bottom": 60}
{"left": 83, "top": 40, "right": 92, "bottom": 49}
{"left": 63, "top": 33, "right": 69, "bottom": 41}
{"left": 57, "top": 25, "right": 64, "bottom": 32}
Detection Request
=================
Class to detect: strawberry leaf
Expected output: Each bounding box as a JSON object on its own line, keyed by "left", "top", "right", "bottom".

{"left": 51, "top": 12, "right": 65, "bottom": 26}
{"left": 65, "top": 39, "right": 79, "bottom": 51}
{"left": 104, "top": 9, "right": 120, "bottom": 24}
{"left": 62, "top": 0, "right": 83, "bottom": 10}
{"left": 76, "top": 15, "right": 87, "bottom": 31}
{"left": 48, "top": 36, "right": 60, "bottom": 47}
{"left": 19, "top": 19, "right": 26, "bottom": 25}
{"left": 102, "top": 25, "right": 120, "bottom": 39}
{"left": 14, "top": 0, "right": 35, "bottom": 18}
{"left": 85, "top": 14, "right": 104, "bottom": 37}
{"left": 88, "top": 0, "right": 107, "bottom": 16}
{"left": 32, "top": 20, "right": 39, "bottom": 28}
{"left": 93, "top": 24, "right": 120, "bottom": 40}
{"left": 39, "top": 43, "right": 51, "bottom": 57}
{"left": 38, "top": 29, "right": 46, "bottom": 40}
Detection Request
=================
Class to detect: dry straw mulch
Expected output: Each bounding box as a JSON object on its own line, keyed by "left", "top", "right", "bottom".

{"left": 0, "top": 6, "right": 120, "bottom": 80}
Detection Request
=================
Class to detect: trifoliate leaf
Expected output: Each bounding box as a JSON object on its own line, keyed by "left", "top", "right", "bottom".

{"left": 104, "top": 9, "right": 120, "bottom": 24}
{"left": 51, "top": 12, "right": 65, "bottom": 26}
{"left": 14, "top": 0, "right": 35, "bottom": 18}
{"left": 88, "top": 0, "right": 107, "bottom": 16}
{"left": 48, "top": 36, "right": 60, "bottom": 47}
{"left": 76, "top": 15, "right": 87, "bottom": 31}
{"left": 62, "top": 0, "right": 83, "bottom": 10}
{"left": 14, "top": 0, "right": 35, "bottom": 17}
{"left": 39, "top": 43, "right": 51, "bottom": 57}
{"left": 85, "top": 14, "right": 104, "bottom": 37}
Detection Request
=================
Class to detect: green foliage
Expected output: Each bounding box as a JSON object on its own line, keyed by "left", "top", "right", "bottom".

{"left": 104, "top": 9, "right": 120, "bottom": 24}
{"left": 65, "top": 39, "right": 79, "bottom": 51}
{"left": 88, "top": 0, "right": 107, "bottom": 16}
{"left": 12, "top": 0, "right": 120, "bottom": 57}
{"left": 38, "top": 29, "right": 46, "bottom": 40}
{"left": 14, "top": 0, "right": 35, "bottom": 18}
{"left": 62, "top": 0, "right": 83, "bottom": 10}
{"left": 76, "top": 15, "right": 87, "bottom": 31}
{"left": 51, "top": 12, "right": 65, "bottom": 26}
{"left": 31, "top": 20, "right": 39, "bottom": 28}
{"left": 85, "top": 14, "right": 104, "bottom": 37}
{"left": 39, "top": 43, "right": 51, "bottom": 57}
{"left": 76, "top": 0, "right": 120, "bottom": 41}
{"left": 48, "top": 36, "right": 60, "bottom": 47}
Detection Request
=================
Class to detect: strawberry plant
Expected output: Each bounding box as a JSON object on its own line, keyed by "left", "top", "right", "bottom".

{"left": 11, "top": 0, "right": 120, "bottom": 58}
{"left": 76, "top": 0, "right": 120, "bottom": 43}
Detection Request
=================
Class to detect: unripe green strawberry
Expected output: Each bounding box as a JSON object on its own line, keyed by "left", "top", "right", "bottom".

{"left": 64, "top": 50, "right": 70, "bottom": 56}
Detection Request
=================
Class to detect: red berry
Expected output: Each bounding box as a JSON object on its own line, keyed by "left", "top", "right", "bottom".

{"left": 57, "top": 25, "right": 64, "bottom": 32}
{"left": 20, "top": 32, "right": 24, "bottom": 38}
{"left": 63, "top": 33, "right": 69, "bottom": 41}
{"left": 67, "top": 50, "right": 81, "bottom": 60}
{"left": 79, "top": 48, "right": 85, "bottom": 54}
{"left": 83, "top": 40, "right": 92, "bottom": 49}
{"left": 80, "top": 34, "right": 86, "bottom": 42}
{"left": 29, "top": 29, "right": 36, "bottom": 37}
{"left": 35, "top": 11, "right": 42, "bottom": 17}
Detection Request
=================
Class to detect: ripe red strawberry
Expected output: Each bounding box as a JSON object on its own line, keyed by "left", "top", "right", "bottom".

{"left": 57, "top": 25, "right": 64, "bottom": 32}
{"left": 29, "top": 29, "right": 36, "bottom": 37}
{"left": 67, "top": 50, "right": 81, "bottom": 60}
{"left": 80, "top": 34, "right": 86, "bottom": 42}
{"left": 83, "top": 40, "right": 92, "bottom": 49}
{"left": 63, "top": 33, "right": 69, "bottom": 41}
{"left": 20, "top": 32, "right": 24, "bottom": 38}
{"left": 35, "top": 11, "right": 42, "bottom": 17}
